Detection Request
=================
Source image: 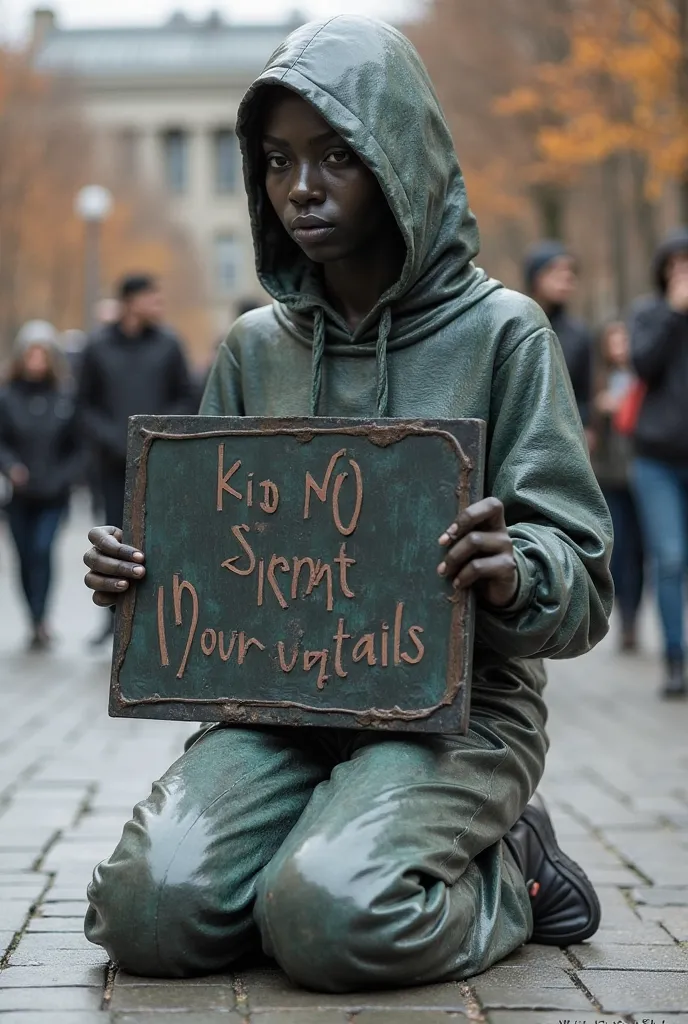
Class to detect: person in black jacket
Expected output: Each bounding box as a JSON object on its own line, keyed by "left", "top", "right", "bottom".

{"left": 77, "top": 274, "right": 196, "bottom": 531}
{"left": 525, "top": 241, "right": 594, "bottom": 431}
{"left": 630, "top": 228, "right": 688, "bottom": 699}
{"left": 0, "top": 321, "right": 84, "bottom": 650}
{"left": 77, "top": 274, "right": 196, "bottom": 646}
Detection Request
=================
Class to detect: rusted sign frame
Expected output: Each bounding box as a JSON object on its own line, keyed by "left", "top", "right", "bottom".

{"left": 110, "top": 416, "right": 486, "bottom": 734}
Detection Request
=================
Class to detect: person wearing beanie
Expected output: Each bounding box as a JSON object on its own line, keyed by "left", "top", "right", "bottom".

{"left": 0, "top": 321, "right": 84, "bottom": 649}
{"left": 524, "top": 241, "right": 594, "bottom": 429}
{"left": 629, "top": 227, "right": 688, "bottom": 699}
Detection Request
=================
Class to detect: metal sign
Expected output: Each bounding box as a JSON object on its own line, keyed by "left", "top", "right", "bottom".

{"left": 111, "top": 417, "right": 485, "bottom": 733}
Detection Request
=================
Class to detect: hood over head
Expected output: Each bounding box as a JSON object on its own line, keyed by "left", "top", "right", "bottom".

{"left": 653, "top": 227, "right": 688, "bottom": 294}
{"left": 236, "top": 15, "right": 501, "bottom": 414}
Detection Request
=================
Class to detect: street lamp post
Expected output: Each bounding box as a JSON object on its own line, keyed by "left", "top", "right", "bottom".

{"left": 75, "top": 185, "right": 113, "bottom": 333}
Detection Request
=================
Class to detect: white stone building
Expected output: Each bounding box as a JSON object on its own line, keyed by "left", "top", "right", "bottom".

{"left": 32, "top": 8, "right": 303, "bottom": 335}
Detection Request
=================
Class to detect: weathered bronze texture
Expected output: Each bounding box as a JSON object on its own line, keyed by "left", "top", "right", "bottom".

{"left": 110, "top": 416, "right": 485, "bottom": 733}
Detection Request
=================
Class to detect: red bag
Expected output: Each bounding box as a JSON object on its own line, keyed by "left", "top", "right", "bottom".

{"left": 614, "top": 380, "right": 647, "bottom": 436}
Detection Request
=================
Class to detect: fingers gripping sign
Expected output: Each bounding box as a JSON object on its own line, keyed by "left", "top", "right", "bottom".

{"left": 437, "top": 496, "right": 519, "bottom": 610}
{"left": 83, "top": 526, "right": 146, "bottom": 607}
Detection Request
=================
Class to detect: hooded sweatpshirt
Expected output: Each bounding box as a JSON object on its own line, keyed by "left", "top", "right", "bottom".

{"left": 202, "top": 16, "right": 613, "bottom": 696}
{"left": 630, "top": 228, "right": 688, "bottom": 463}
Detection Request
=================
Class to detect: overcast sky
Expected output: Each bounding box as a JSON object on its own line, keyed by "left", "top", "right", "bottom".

{"left": 2, "top": 0, "right": 419, "bottom": 39}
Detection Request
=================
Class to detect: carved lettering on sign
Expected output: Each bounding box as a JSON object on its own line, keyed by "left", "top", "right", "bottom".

{"left": 149, "top": 442, "right": 439, "bottom": 697}
{"left": 303, "top": 449, "right": 364, "bottom": 536}
{"left": 116, "top": 419, "right": 482, "bottom": 737}
{"left": 217, "top": 445, "right": 281, "bottom": 514}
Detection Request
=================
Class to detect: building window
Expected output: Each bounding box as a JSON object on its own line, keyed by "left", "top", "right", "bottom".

{"left": 214, "top": 234, "right": 241, "bottom": 294}
{"left": 214, "top": 128, "right": 238, "bottom": 194}
{"left": 162, "top": 129, "right": 188, "bottom": 194}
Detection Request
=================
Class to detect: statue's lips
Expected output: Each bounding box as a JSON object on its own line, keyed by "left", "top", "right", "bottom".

{"left": 291, "top": 216, "right": 336, "bottom": 244}
{"left": 292, "top": 225, "right": 336, "bottom": 243}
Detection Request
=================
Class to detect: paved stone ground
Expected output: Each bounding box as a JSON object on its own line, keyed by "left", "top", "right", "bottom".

{"left": 1, "top": 498, "right": 687, "bottom": 1023}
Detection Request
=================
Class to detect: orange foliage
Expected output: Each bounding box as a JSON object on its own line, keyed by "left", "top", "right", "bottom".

{"left": 409, "top": 0, "right": 547, "bottom": 244}
{"left": 497, "top": 0, "right": 688, "bottom": 197}
{"left": 0, "top": 48, "right": 210, "bottom": 362}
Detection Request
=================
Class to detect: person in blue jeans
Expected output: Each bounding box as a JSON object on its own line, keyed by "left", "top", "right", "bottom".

{"left": 592, "top": 320, "right": 644, "bottom": 652}
{"left": 630, "top": 228, "right": 688, "bottom": 698}
{"left": 0, "top": 322, "right": 84, "bottom": 649}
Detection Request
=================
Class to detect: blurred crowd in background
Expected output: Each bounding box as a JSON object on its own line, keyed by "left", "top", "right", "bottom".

{"left": 1, "top": 0, "right": 688, "bottom": 700}
{"left": 1, "top": 227, "right": 688, "bottom": 702}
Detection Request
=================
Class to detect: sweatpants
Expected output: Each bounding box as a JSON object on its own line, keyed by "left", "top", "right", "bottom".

{"left": 85, "top": 670, "right": 547, "bottom": 991}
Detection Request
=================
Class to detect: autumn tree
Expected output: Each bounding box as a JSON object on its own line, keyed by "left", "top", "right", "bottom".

{"left": 410, "top": 0, "right": 579, "bottom": 286}
{"left": 411, "top": 0, "right": 685, "bottom": 317}
{"left": 495, "top": 0, "right": 688, "bottom": 305}
{"left": 0, "top": 48, "right": 210, "bottom": 364}
{"left": 0, "top": 49, "right": 83, "bottom": 349}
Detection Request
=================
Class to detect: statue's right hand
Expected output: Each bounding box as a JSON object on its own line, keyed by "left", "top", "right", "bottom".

{"left": 83, "top": 526, "right": 146, "bottom": 607}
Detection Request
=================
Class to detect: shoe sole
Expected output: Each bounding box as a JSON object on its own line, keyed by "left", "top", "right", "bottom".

{"left": 523, "top": 794, "right": 601, "bottom": 946}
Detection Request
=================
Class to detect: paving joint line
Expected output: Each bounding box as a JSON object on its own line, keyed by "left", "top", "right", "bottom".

{"left": 233, "top": 970, "right": 249, "bottom": 1017}
{"left": 618, "top": 885, "right": 647, "bottom": 918}
{"left": 563, "top": 946, "right": 584, "bottom": 971}
{"left": 586, "top": 764, "right": 688, "bottom": 829}
{"left": 69, "top": 781, "right": 99, "bottom": 829}
{"left": 553, "top": 799, "right": 654, "bottom": 887}
{"left": 0, "top": 714, "right": 51, "bottom": 758}
{"left": 31, "top": 828, "right": 65, "bottom": 873}
{"left": 0, "top": 759, "right": 44, "bottom": 810}
{"left": 584, "top": 766, "right": 638, "bottom": 809}
{"left": 459, "top": 981, "right": 486, "bottom": 1022}
{"left": 101, "top": 961, "right": 117, "bottom": 1011}
{"left": 563, "top": 966, "right": 602, "bottom": 1012}
{"left": 655, "top": 920, "right": 684, "bottom": 946}
{"left": 0, "top": 871, "right": 56, "bottom": 970}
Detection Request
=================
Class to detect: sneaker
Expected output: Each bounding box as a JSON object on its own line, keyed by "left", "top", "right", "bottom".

{"left": 505, "top": 793, "right": 601, "bottom": 946}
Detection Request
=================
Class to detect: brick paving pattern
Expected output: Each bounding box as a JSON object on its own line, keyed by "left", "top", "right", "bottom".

{"left": 1, "top": 499, "right": 687, "bottom": 1022}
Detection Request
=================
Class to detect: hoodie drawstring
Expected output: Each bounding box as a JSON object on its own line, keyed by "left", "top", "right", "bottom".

{"left": 375, "top": 305, "right": 392, "bottom": 417}
{"left": 310, "top": 308, "right": 327, "bottom": 416}
{"left": 310, "top": 305, "right": 392, "bottom": 417}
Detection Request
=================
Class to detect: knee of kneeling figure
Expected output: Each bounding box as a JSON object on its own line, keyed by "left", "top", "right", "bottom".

{"left": 258, "top": 839, "right": 393, "bottom": 992}
{"left": 85, "top": 814, "right": 194, "bottom": 978}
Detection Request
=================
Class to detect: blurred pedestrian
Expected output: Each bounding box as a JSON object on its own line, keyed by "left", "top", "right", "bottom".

{"left": 630, "top": 228, "right": 688, "bottom": 699}
{"left": 591, "top": 320, "right": 645, "bottom": 653}
{"left": 525, "top": 241, "right": 594, "bottom": 434}
{"left": 0, "top": 321, "right": 84, "bottom": 650}
{"left": 77, "top": 273, "right": 196, "bottom": 645}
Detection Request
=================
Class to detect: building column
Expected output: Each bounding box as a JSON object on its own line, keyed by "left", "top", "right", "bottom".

{"left": 138, "top": 128, "right": 160, "bottom": 188}
{"left": 187, "top": 127, "right": 214, "bottom": 301}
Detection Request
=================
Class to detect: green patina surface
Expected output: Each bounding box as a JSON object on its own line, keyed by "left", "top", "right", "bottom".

{"left": 110, "top": 416, "right": 484, "bottom": 733}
